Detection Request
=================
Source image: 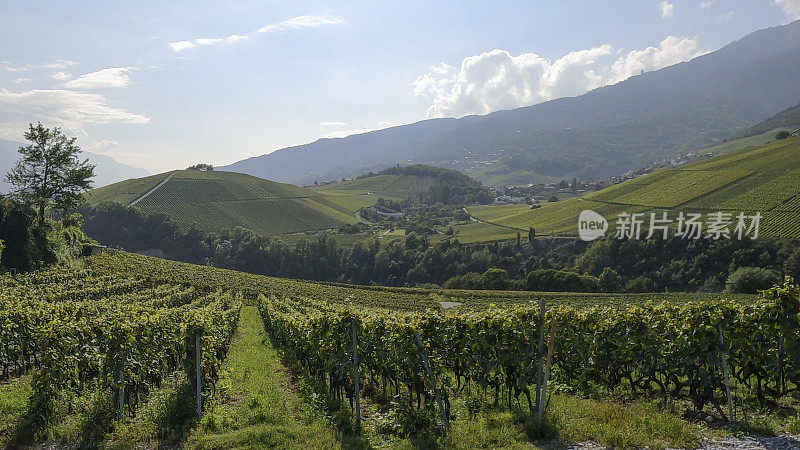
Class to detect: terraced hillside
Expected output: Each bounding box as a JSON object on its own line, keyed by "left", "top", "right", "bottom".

{"left": 464, "top": 135, "right": 800, "bottom": 240}
{"left": 85, "top": 170, "right": 359, "bottom": 235}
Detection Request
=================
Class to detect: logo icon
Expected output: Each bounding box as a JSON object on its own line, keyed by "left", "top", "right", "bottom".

{"left": 578, "top": 210, "right": 608, "bottom": 241}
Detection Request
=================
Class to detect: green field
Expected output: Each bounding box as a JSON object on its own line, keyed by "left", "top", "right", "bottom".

{"left": 312, "top": 172, "right": 439, "bottom": 210}
{"left": 86, "top": 170, "right": 362, "bottom": 236}
{"left": 466, "top": 135, "right": 800, "bottom": 239}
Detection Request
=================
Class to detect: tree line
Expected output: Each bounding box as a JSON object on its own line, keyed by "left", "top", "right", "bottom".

{"left": 80, "top": 202, "right": 800, "bottom": 293}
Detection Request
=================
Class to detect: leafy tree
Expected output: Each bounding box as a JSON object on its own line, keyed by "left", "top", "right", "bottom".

{"left": 726, "top": 266, "right": 781, "bottom": 293}
{"left": 482, "top": 268, "right": 511, "bottom": 290}
{"left": 5, "top": 123, "right": 95, "bottom": 225}
{"left": 776, "top": 130, "right": 791, "bottom": 140}
{"left": 187, "top": 163, "right": 214, "bottom": 171}
{"left": 598, "top": 267, "right": 622, "bottom": 292}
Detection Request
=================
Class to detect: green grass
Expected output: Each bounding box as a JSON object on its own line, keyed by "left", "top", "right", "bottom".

{"left": 0, "top": 376, "right": 32, "bottom": 448}
{"left": 544, "top": 396, "right": 701, "bottom": 449}
{"left": 187, "top": 306, "right": 340, "bottom": 449}
{"left": 313, "top": 172, "right": 440, "bottom": 209}
{"left": 102, "top": 371, "right": 197, "bottom": 448}
{"left": 444, "top": 395, "right": 703, "bottom": 450}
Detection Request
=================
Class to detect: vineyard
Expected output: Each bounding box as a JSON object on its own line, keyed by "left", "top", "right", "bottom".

{"left": 258, "top": 275, "right": 800, "bottom": 435}
{"left": 1, "top": 251, "right": 796, "bottom": 447}
{"left": 84, "top": 170, "right": 360, "bottom": 236}
{"left": 0, "top": 259, "right": 241, "bottom": 445}
{"left": 465, "top": 136, "right": 800, "bottom": 240}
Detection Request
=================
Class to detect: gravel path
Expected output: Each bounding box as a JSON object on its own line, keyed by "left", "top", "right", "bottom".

{"left": 699, "top": 435, "right": 800, "bottom": 449}
{"left": 557, "top": 435, "right": 800, "bottom": 449}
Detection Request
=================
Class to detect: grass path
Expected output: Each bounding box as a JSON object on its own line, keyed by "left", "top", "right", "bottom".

{"left": 0, "top": 375, "right": 32, "bottom": 448}
{"left": 187, "top": 306, "right": 340, "bottom": 449}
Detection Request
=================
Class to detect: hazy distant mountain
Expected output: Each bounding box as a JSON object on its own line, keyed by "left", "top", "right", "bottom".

{"left": 734, "top": 101, "right": 800, "bottom": 139}
{"left": 221, "top": 20, "right": 800, "bottom": 186}
{"left": 0, "top": 138, "right": 150, "bottom": 193}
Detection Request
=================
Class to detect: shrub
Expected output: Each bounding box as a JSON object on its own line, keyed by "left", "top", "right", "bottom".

{"left": 482, "top": 268, "right": 511, "bottom": 290}
{"left": 726, "top": 266, "right": 781, "bottom": 293}
{"left": 776, "top": 130, "right": 791, "bottom": 140}
{"left": 527, "top": 269, "right": 599, "bottom": 292}
{"left": 443, "top": 272, "right": 483, "bottom": 289}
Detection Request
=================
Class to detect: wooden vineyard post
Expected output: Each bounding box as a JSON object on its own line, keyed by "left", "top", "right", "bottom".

{"left": 351, "top": 321, "right": 362, "bottom": 431}
{"left": 414, "top": 331, "right": 449, "bottom": 430}
{"left": 717, "top": 325, "right": 734, "bottom": 422}
{"left": 196, "top": 332, "right": 202, "bottom": 418}
{"left": 118, "top": 368, "right": 124, "bottom": 420}
{"left": 535, "top": 298, "right": 546, "bottom": 416}
{"left": 539, "top": 317, "right": 556, "bottom": 423}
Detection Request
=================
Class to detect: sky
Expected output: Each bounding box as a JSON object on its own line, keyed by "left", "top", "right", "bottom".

{"left": 1, "top": 0, "right": 798, "bottom": 173}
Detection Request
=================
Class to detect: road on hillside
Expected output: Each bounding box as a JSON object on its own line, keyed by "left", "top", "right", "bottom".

{"left": 130, "top": 171, "right": 176, "bottom": 206}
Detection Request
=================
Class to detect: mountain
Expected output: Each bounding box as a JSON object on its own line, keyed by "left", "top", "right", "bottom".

{"left": 220, "top": 20, "right": 800, "bottom": 186}
{"left": 462, "top": 134, "right": 800, "bottom": 241}
{"left": 85, "top": 169, "right": 362, "bottom": 236}
{"left": 0, "top": 138, "right": 149, "bottom": 193}
{"left": 735, "top": 101, "right": 800, "bottom": 139}
{"left": 220, "top": 118, "right": 476, "bottom": 185}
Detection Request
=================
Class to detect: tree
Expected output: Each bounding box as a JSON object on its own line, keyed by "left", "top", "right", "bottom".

{"left": 726, "top": 266, "right": 780, "bottom": 294}
{"left": 481, "top": 268, "right": 510, "bottom": 290}
{"left": 5, "top": 123, "right": 95, "bottom": 226}
{"left": 776, "top": 130, "right": 791, "bottom": 140}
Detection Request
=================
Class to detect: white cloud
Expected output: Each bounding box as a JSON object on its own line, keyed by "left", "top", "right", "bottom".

{"left": 415, "top": 36, "right": 703, "bottom": 118}
{"left": 170, "top": 15, "right": 341, "bottom": 53}
{"left": 11, "top": 78, "right": 30, "bottom": 83}
{"left": 62, "top": 67, "right": 133, "bottom": 89}
{"left": 3, "top": 63, "right": 30, "bottom": 72}
{"left": 661, "top": 1, "right": 675, "bottom": 17}
{"left": 322, "top": 128, "right": 376, "bottom": 139}
{"left": 195, "top": 34, "right": 248, "bottom": 46}
{"left": 774, "top": 0, "right": 800, "bottom": 17}
{"left": 719, "top": 11, "right": 735, "bottom": 20}
{"left": 51, "top": 71, "right": 71, "bottom": 80}
{"left": 169, "top": 40, "right": 195, "bottom": 52}
{"left": 609, "top": 36, "right": 701, "bottom": 83}
{"left": 320, "top": 121, "right": 393, "bottom": 138}
{"left": 320, "top": 121, "right": 346, "bottom": 127}
{"left": 3, "top": 60, "right": 77, "bottom": 73}
{"left": 258, "top": 15, "right": 342, "bottom": 33}
{"left": 84, "top": 139, "right": 119, "bottom": 154}
{"left": 700, "top": 1, "right": 713, "bottom": 8}
{"left": 0, "top": 88, "right": 149, "bottom": 141}
{"left": 42, "top": 60, "right": 77, "bottom": 70}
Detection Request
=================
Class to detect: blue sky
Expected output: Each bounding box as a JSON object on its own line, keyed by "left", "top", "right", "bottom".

{"left": 1, "top": 1, "right": 797, "bottom": 173}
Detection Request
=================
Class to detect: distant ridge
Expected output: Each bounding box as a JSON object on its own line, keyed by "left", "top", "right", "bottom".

{"left": 734, "top": 101, "right": 800, "bottom": 139}
{"left": 220, "top": 20, "right": 800, "bottom": 186}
